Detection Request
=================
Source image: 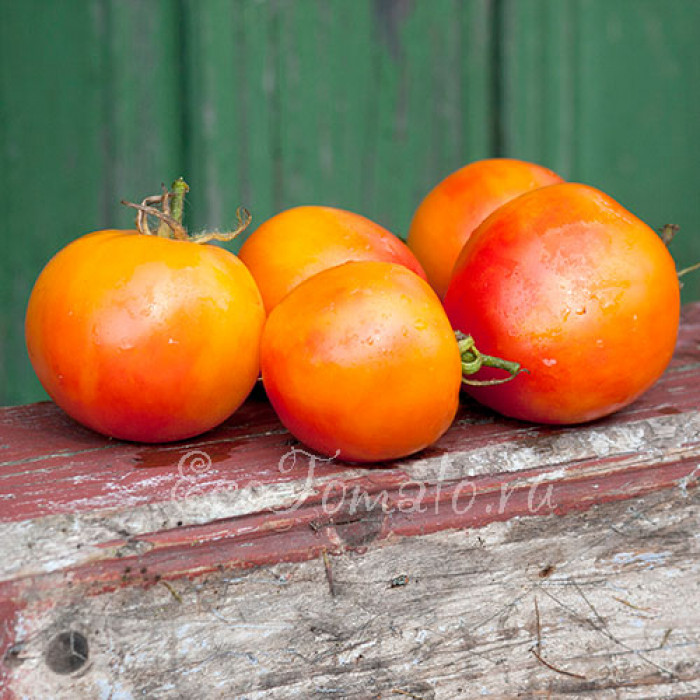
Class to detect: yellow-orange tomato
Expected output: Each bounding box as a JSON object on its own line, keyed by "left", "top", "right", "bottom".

{"left": 239, "top": 205, "right": 427, "bottom": 313}
{"left": 261, "top": 261, "right": 461, "bottom": 462}
{"left": 408, "top": 158, "right": 563, "bottom": 297}
{"left": 26, "top": 230, "right": 265, "bottom": 442}
{"left": 444, "top": 183, "right": 680, "bottom": 424}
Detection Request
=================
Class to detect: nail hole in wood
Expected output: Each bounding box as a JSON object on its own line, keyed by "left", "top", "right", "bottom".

{"left": 45, "top": 630, "right": 89, "bottom": 675}
{"left": 3, "top": 643, "right": 25, "bottom": 668}
{"left": 539, "top": 564, "right": 555, "bottom": 578}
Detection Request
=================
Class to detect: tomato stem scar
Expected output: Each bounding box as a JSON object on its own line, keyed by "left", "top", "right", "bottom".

{"left": 456, "top": 331, "right": 528, "bottom": 386}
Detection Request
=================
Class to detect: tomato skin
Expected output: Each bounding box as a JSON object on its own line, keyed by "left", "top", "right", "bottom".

{"left": 239, "top": 205, "right": 427, "bottom": 313}
{"left": 443, "top": 182, "right": 680, "bottom": 424}
{"left": 408, "top": 158, "right": 563, "bottom": 298}
{"left": 25, "top": 230, "right": 266, "bottom": 442}
{"left": 261, "top": 261, "right": 461, "bottom": 462}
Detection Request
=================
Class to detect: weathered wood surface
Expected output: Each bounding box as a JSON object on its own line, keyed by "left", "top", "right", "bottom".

{"left": 0, "top": 304, "right": 698, "bottom": 698}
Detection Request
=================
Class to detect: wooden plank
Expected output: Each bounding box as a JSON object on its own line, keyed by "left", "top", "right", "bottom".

{"left": 184, "top": 0, "right": 495, "bottom": 243}
{"left": 0, "top": 312, "right": 697, "bottom": 522}
{"left": 501, "top": 0, "right": 700, "bottom": 303}
{"left": 573, "top": 0, "right": 700, "bottom": 307}
{"left": 356, "top": 0, "right": 495, "bottom": 237}
{"left": 0, "top": 304, "right": 698, "bottom": 696}
{"left": 179, "top": 0, "right": 255, "bottom": 234}
{"left": 0, "top": 0, "right": 106, "bottom": 406}
{"left": 2, "top": 487, "right": 699, "bottom": 697}
{"left": 500, "top": 0, "right": 577, "bottom": 173}
{"left": 101, "top": 0, "right": 186, "bottom": 224}
{"left": 0, "top": 0, "right": 185, "bottom": 407}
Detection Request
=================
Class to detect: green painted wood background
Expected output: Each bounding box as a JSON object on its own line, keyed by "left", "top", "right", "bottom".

{"left": 1, "top": 0, "right": 698, "bottom": 406}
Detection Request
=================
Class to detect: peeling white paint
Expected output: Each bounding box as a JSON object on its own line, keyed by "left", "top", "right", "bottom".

{"left": 612, "top": 550, "right": 671, "bottom": 568}
{"left": 96, "top": 680, "right": 134, "bottom": 700}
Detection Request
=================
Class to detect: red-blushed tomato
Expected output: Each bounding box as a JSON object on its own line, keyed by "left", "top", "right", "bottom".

{"left": 239, "top": 205, "right": 427, "bottom": 313}
{"left": 408, "top": 158, "right": 563, "bottom": 298}
{"left": 261, "top": 261, "right": 461, "bottom": 462}
{"left": 443, "top": 182, "right": 680, "bottom": 424}
{"left": 26, "top": 230, "right": 265, "bottom": 442}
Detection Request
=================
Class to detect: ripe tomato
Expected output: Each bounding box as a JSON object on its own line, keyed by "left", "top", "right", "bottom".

{"left": 408, "top": 158, "right": 563, "bottom": 297}
{"left": 239, "top": 205, "right": 427, "bottom": 313}
{"left": 261, "top": 261, "right": 461, "bottom": 462}
{"left": 443, "top": 182, "right": 680, "bottom": 424}
{"left": 25, "top": 187, "right": 265, "bottom": 443}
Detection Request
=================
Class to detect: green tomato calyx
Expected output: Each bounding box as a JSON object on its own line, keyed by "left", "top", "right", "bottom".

{"left": 456, "top": 331, "right": 528, "bottom": 386}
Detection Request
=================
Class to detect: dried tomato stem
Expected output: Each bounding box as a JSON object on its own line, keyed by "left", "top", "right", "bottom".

{"left": 656, "top": 224, "right": 700, "bottom": 282}
{"left": 659, "top": 224, "right": 679, "bottom": 246}
{"left": 456, "top": 331, "right": 528, "bottom": 386}
{"left": 189, "top": 207, "right": 252, "bottom": 243}
{"left": 677, "top": 261, "right": 700, "bottom": 278}
{"left": 121, "top": 178, "right": 189, "bottom": 240}
{"left": 122, "top": 179, "right": 251, "bottom": 244}
{"left": 121, "top": 200, "right": 188, "bottom": 240}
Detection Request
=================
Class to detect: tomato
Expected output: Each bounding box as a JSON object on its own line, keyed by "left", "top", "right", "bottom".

{"left": 25, "top": 183, "right": 265, "bottom": 443}
{"left": 443, "top": 182, "right": 680, "bottom": 424}
{"left": 408, "top": 158, "right": 563, "bottom": 297}
{"left": 261, "top": 261, "right": 461, "bottom": 462}
{"left": 239, "top": 205, "right": 427, "bottom": 313}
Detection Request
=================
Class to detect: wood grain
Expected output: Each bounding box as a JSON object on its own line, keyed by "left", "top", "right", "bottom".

{"left": 2, "top": 488, "right": 699, "bottom": 698}
{"left": 3, "top": 0, "right": 700, "bottom": 407}
{"left": 501, "top": 0, "right": 700, "bottom": 305}
{"left": 0, "top": 0, "right": 497, "bottom": 407}
{"left": 0, "top": 0, "right": 186, "bottom": 406}
{"left": 0, "top": 304, "right": 698, "bottom": 698}
{"left": 181, "top": 0, "right": 495, "bottom": 239}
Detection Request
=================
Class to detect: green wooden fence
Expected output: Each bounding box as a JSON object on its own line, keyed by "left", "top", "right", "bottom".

{"left": 1, "top": 0, "right": 698, "bottom": 406}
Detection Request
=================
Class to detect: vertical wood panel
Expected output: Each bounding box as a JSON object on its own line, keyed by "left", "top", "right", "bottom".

{"left": 0, "top": 0, "right": 185, "bottom": 405}
{"left": 2, "top": 0, "right": 697, "bottom": 406}
{"left": 573, "top": 0, "right": 700, "bottom": 304}
{"left": 0, "top": 1, "right": 106, "bottom": 405}
{"left": 103, "top": 0, "right": 186, "bottom": 226}
{"left": 366, "top": 0, "right": 495, "bottom": 236}
{"left": 180, "top": 0, "right": 254, "bottom": 234}
{"left": 501, "top": 0, "right": 700, "bottom": 302}
{"left": 501, "top": 0, "right": 578, "bottom": 174}
{"left": 184, "top": 0, "right": 495, "bottom": 243}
